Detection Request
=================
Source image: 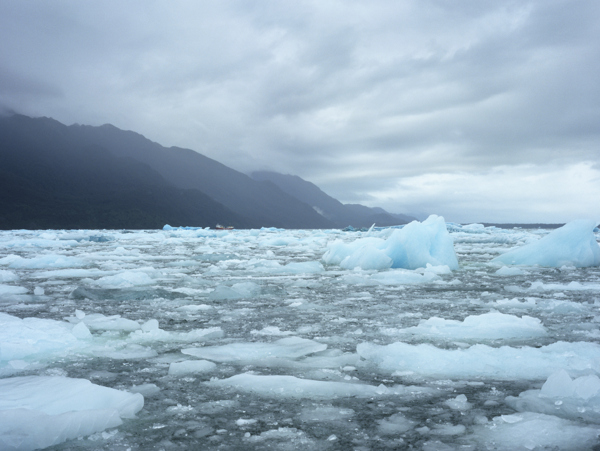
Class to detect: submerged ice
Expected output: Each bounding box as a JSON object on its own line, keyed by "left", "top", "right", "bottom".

{"left": 0, "top": 220, "right": 599, "bottom": 450}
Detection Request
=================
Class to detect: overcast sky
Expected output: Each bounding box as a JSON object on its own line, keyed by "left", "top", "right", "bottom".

{"left": 1, "top": 0, "right": 599, "bottom": 223}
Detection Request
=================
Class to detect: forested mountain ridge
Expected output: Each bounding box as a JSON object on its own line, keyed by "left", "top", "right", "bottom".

{"left": 0, "top": 114, "right": 414, "bottom": 230}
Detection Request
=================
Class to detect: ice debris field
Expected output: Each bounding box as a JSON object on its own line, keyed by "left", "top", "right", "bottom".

{"left": 0, "top": 216, "right": 599, "bottom": 450}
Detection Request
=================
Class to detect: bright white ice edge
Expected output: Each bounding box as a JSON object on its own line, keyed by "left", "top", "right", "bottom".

{"left": 0, "top": 376, "right": 143, "bottom": 451}
{"left": 491, "top": 219, "right": 600, "bottom": 268}
{"left": 0, "top": 216, "right": 599, "bottom": 450}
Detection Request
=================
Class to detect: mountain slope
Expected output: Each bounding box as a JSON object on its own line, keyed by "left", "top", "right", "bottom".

{"left": 251, "top": 171, "right": 416, "bottom": 227}
{"left": 0, "top": 115, "right": 250, "bottom": 229}
{"left": 67, "top": 124, "right": 334, "bottom": 229}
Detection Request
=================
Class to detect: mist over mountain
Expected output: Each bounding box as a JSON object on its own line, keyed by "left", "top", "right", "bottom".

{"left": 251, "top": 171, "right": 416, "bottom": 227}
{"left": 1, "top": 114, "right": 413, "bottom": 230}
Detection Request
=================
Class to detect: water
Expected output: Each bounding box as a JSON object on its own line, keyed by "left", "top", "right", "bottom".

{"left": 1, "top": 225, "right": 599, "bottom": 450}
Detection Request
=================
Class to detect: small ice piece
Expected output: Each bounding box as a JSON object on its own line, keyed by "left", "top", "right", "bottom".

{"left": 141, "top": 319, "right": 159, "bottom": 332}
{"left": 235, "top": 418, "right": 257, "bottom": 426}
{"left": 0, "top": 313, "right": 82, "bottom": 362}
{"left": 0, "top": 376, "right": 143, "bottom": 450}
{"left": 491, "top": 219, "right": 600, "bottom": 268}
{"left": 130, "top": 383, "right": 161, "bottom": 397}
{"left": 470, "top": 411, "right": 600, "bottom": 450}
{"left": 182, "top": 337, "right": 327, "bottom": 363}
{"left": 506, "top": 370, "right": 600, "bottom": 423}
{"left": 298, "top": 406, "right": 355, "bottom": 423}
{"left": 33, "top": 287, "right": 44, "bottom": 296}
{"left": 0, "top": 284, "right": 28, "bottom": 295}
{"left": 168, "top": 360, "right": 217, "bottom": 376}
{"left": 0, "top": 254, "right": 88, "bottom": 269}
{"left": 494, "top": 266, "right": 525, "bottom": 276}
{"left": 0, "top": 269, "right": 18, "bottom": 283}
{"left": 396, "top": 312, "right": 547, "bottom": 340}
{"left": 208, "top": 373, "right": 395, "bottom": 399}
{"left": 444, "top": 394, "right": 472, "bottom": 411}
{"left": 127, "top": 326, "right": 223, "bottom": 344}
{"left": 94, "top": 270, "right": 155, "bottom": 288}
{"left": 71, "top": 321, "right": 92, "bottom": 339}
{"left": 377, "top": 413, "right": 416, "bottom": 435}
{"left": 72, "top": 313, "right": 141, "bottom": 332}
{"left": 357, "top": 340, "right": 600, "bottom": 380}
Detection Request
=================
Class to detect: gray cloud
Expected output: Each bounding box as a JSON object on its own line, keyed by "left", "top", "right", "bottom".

{"left": 1, "top": 0, "right": 599, "bottom": 222}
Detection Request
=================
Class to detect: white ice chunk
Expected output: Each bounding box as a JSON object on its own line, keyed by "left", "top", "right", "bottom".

{"left": 396, "top": 312, "right": 547, "bottom": 340}
{"left": 127, "top": 327, "right": 223, "bottom": 344}
{"left": 357, "top": 341, "right": 600, "bottom": 381}
{"left": 209, "top": 282, "right": 260, "bottom": 300}
{"left": 168, "top": 360, "right": 217, "bottom": 376}
{"left": 0, "top": 376, "right": 143, "bottom": 450}
{"left": 494, "top": 266, "right": 526, "bottom": 276}
{"left": 94, "top": 270, "right": 155, "bottom": 288}
{"left": 0, "top": 313, "right": 82, "bottom": 363}
{"left": 0, "top": 254, "right": 88, "bottom": 269}
{"left": 491, "top": 219, "right": 600, "bottom": 267}
{"left": 377, "top": 413, "right": 416, "bottom": 435}
{"left": 182, "top": 337, "right": 327, "bottom": 363}
{"left": 0, "top": 284, "right": 28, "bottom": 295}
{"left": 444, "top": 394, "right": 472, "bottom": 411}
{"left": 506, "top": 369, "right": 600, "bottom": 423}
{"left": 323, "top": 215, "right": 458, "bottom": 270}
{"left": 72, "top": 313, "right": 142, "bottom": 332}
{"left": 208, "top": 373, "right": 404, "bottom": 399}
{"left": 0, "top": 270, "right": 18, "bottom": 282}
{"left": 470, "top": 411, "right": 600, "bottom": 450}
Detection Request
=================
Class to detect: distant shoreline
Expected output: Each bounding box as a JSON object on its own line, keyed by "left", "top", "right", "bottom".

{"left": 479, "top": 223, "right": 565, "bottom": 229}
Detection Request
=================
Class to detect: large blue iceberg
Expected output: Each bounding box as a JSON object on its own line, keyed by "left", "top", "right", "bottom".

{"left": 492, "top": 219, "right": 600, "bottom": 268}
{"left": 323, "top": 215, "right": 458, "bottom": 271}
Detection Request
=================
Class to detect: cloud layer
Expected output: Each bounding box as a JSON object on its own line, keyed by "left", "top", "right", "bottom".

{"left": 1, "top": 0, "right": 599, "bottom": 222}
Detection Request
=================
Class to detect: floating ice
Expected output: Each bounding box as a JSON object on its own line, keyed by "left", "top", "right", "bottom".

{"left": 0, "top": 376, "right": 143, "bottom": 451}
{"left": 0, "top": 313, "right": 83, "bottom": 364}
{"left": 491, "top": 219, "right": 600, "bottom": 267}
{"left": 94, "top": 270, "right": 155, "bottom": 288}
{"left": 494, "top": 266, "right": 526, "bottom": 276}
{"left": 0, "top": 254, "right": 88, "bottom": 269}
{"left": 68, "top": 313, "right": 142, "bottom": 332}
{"left": 0, "top": 284, "right": 28, "bottom": 295}
{"left": 182, "top": 337, "right": 327, "bottom": 363}
{"left": 357, "top": 340, "right": 600, "bottom": 380}
{"left": 506, "top": 369, "right": 600, "bottom": 423}
{"left": 168, "top": 360, "right": 217, "bottom": 376}
{"left": 0, "top": 269, "right": 18, "bottom": 282}
{"left": 323, "top": 215, "right": 458, "bottom": 271}
{"left": 207, "top": 373, "right": 423, "bottom": 399}
{"left": 470, "top": 412, "right": 600, "bottom": 450}
{"left": 395, "top": 312, "right": 547, "bottom": 340}
{"left": 209, "top": 282, "right": 260, "bottom": 300}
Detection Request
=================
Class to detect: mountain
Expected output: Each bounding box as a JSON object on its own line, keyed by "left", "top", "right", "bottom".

{"left": 0, "top": 115, "right": 335, "bottom": 230}
{"left": 0, "top": 115, "right": 251, "bottom": 229}
{"left": 251, "top": 171, "right": 416, "bottom": 227}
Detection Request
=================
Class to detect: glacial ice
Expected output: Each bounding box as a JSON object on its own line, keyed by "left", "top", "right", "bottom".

{"left": 181, "top": 337, "right": 327, "bottom": 363}
{"left": 395, "top": 312, "right": 547, "bottom": 340}
{"left": 323, "top": 215, "right": 458, "bottom": 271}
{"left": 506, "top": 369, "right": 600, "bottom": 423}
{"left": 0, "top": 223, "right": 599, "bottom": 449}
{"left": 357, "top": 340, "right": 600, "bottom": 380}
{"left": 0, "top": 376, "right": 143, "bottom": 451}
{"left": 207, "top": 373, "right": 430, "bottom": 399}
{"left": 492, "top": 219, "right": 600, "bottom": 267}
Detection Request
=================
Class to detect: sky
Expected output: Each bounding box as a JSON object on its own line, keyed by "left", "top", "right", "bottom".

{"left": 1, "top": 0, "right": 599, "bottom": 223}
